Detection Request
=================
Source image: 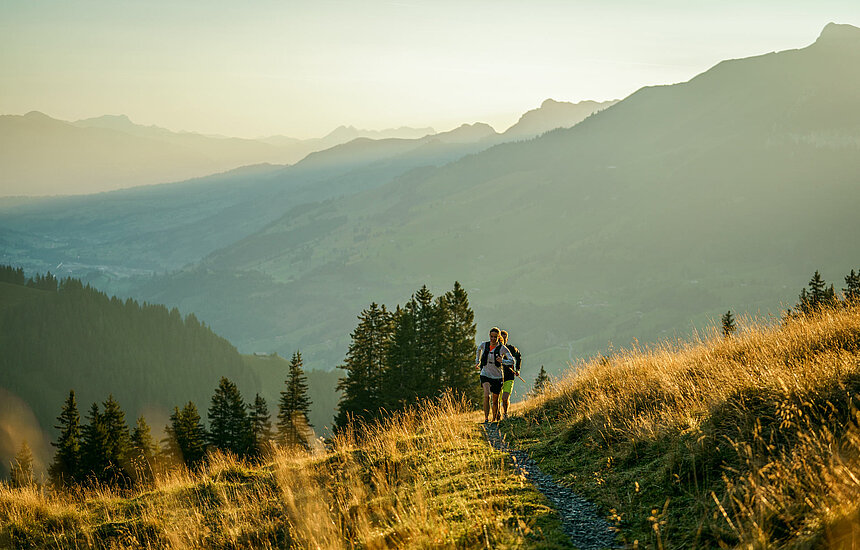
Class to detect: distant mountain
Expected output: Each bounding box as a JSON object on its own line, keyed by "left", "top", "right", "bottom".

{"left": 0, "top": 113, "right": 437, "bottom": 197}
{"left": 502, "top": 98, "right": 619, "bottom": 139}
{"left": 0, "top": 98, "right": 597, "bottom": 280}
{"left": 135, "top": 23, "right": 860, "bottom": 374}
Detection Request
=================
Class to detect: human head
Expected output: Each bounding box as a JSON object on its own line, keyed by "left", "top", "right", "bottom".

{"left": 500, "top": 330, "right": 508, "bottom": 343}
{"left": 489, "top": 327, "right": 500, "bottom": 342}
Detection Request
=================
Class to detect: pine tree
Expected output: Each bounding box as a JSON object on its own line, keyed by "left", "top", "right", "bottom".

{"left": 101, "top": 394, "right": 132, "bottom": 483}
{"left": 10, "top": 441, "right": 35, "bottom": 488}
{"left": 208, "top": 377, "right": 252, "bottom": 457}
{"left": 438, "top": 282, "right": 479, "bottom": 405}
{"left": 49, "top": 390, "right": 81, "bottom": 486}
{"left": 129, "top": 416, "right": 158, "bottom": 483}
{"left": 335, "top": 303, "right": 392, "bottom": 428}
{"left": 80, "top": 402, "right": 111, "bottom": 483}
{"left": 278, "top": 351, "right": 313, "bottom": 447}
{"left": 797, "top": 270, "right": 837, "bottom": 314}
{"left": 249, "top": 393, "right": 273, "bottom": 457}
{"left": 844, "top": 269, "right": 860, "bottom": 304}
{"left": 164, "top": 402, "right": 207, "bottom": 469}
{"left": 721, "top": 310, "right": 737, "bottom": 338}
{"left": 532, "top": 366, "right": 550, "bottom": 395}
{"left": 383, "top": 301, "right": 420, "bottom": 409}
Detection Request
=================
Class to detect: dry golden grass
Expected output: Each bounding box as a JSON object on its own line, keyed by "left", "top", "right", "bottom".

{"left": 506, "top": 304, "right": 860, "bottom": 548}
{"left": 1, "top": 394, "right": 569, "bottom": 549}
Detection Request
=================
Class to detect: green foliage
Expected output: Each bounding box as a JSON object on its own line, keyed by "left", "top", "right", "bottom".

{"left": 48, "top": 390, "right": 81, "bottom": 486}
{"left": 129, "top": 416, "right": 158, "bottom": 483}
{"left": 0, "top": 266, "right": 256, "bottom": 456}
{"left": 164, "top": 402, "right": 207, "bottom": 469}
{"left": 278, "top": 352, "right": 313, "bottom": 448}
{"left": 721, "top": 310, "right": 736, "bottom": 337}
{"left": 207, "top": 377, "right": 253, "bottom": 458}
{"left": 532, "top": 366, "right": 549, "bottom": 395}
{"left": 335, "top": 303, "right": 392, "bottom": 428}
{"left": 845, "top": 269, "right": 860, "bottom": 303}
{"left": 336, "top": 282, "right": 478, "bottom": 430}
{"left": 249, "top": 394, "right": 273, "bottom": 457}
{"left": 10, "top": 441, "right": 34, "bottom": 488}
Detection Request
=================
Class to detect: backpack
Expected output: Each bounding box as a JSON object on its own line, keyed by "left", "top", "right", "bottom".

{"left": 480, "top": 341, "right": 503, "bottom": 367}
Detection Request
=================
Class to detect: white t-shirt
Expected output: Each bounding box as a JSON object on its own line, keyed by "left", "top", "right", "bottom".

{"left": 477, "top": 341, "right": 512, "bottom": 379}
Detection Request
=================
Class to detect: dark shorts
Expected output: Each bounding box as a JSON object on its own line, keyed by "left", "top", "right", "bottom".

{"left": 480, "top": 375, "right": 503, "bottom": 395}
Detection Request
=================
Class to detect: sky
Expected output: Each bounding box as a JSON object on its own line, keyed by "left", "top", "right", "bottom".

{"left": 2, "top": 1, "right": 859, "bottom": 139}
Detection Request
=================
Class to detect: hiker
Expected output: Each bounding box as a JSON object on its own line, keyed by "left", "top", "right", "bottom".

{"left": 475, "top": 327, "right": 515, "bottom": 422}
{"left": 499, "top": 330, "right": 522, "bottom": 419}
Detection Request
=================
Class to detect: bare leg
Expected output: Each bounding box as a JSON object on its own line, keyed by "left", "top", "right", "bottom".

{"left": 491, "top": 392, "right": 501, "bottom": 422}
{"left": 482, "top": 382, "right": 491, "bottom": 422}
{"left": 501, "top": 392, "right": 510, "bottom": 418}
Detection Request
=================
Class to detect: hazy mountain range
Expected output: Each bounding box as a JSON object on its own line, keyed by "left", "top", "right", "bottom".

{"left": 2, "top": 24, "right": 858, "bottom": 381}
{"left": 0, "top": 98, "right": 615, "bottom": 197}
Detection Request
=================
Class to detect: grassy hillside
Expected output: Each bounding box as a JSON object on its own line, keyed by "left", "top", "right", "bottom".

{"left": 0, "top": 396, "right": 571, "bottom": 549}
{"left": 3, "top": 303, "right": 858, "bottom": 548}
{"left": 502, "top": 303, "right": 860, "bottom": 548}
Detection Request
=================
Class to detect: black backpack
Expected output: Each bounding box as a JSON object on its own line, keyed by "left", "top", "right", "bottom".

{"left": 480, "top": 341, "right": 503, "bottom": 367}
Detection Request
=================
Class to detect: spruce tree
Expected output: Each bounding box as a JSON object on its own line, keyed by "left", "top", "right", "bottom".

{"left": 208, "top": 377, "right": 252, "bottom": 457}
{"left": 10, "top": 441, "right": 35, "bottom": 488}
{"left": 101, "top": 394, "right": 132, "bottom": 483}
{"left": 80, "top": 403, "right": 111, "bottom": 483}
{"left": 844, "top": 269, "right": 860, "bottom": 304}
{"left": 49, "top": 390, "right": 81, "bottom": 486}
{"left": 249, "top": 393, "right": 273, "bottom": 457}
{"left": 383, "top": 302, "right": 419, "bottom": 409}
{"left": 129, "top": 416, "right": 158, "bottom": 483}
{"left": 438, "top": 282, "right": 479, "bottom": 405}
{"left": 164, "top": 402, "right": 207, "bottom": 469}
{"left": 797, "top": 270, "right": 837, "bottom": 314}
{"left": 721, "top": 310, "right": 737, "bottom": 338}
{"left": 335, "top": 303, "right": 392, "bottom": 428}
{"left": 278, "top": 351, "right": 313, "bottom": 447}
{"left": 532, "top": 366, "right": 550, "bottom": 395}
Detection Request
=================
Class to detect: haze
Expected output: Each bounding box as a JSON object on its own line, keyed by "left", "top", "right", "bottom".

{"left": 3, "top": 0, "right": 859, "bottom": 139}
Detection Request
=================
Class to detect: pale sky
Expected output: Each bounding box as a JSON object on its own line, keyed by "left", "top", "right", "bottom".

{"left": 2, "top": 1, "right": 859, "bottom": 139}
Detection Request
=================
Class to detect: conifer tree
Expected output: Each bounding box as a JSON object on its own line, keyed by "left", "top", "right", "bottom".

{"left": 129, "top": 416, "right": 158, "bottom": 483}
{"left": 10, "top": 441, "right": 35, "bottom": 488}
{"left": 383, "top": 301, "right": 420, "bottom": 409}
{"left": 101, "top": 394, "right": 132, "bottom": 482}
{"left": 278, "top": 351, "right": 313, "bottom": 447}
{"left": 438, "top": 282, "right": 479, "bottom": 404}
{"left": 164, "top": 402, "right": 207, "bottom": 469}
{"left": 721, "top": 310, "right": 737, "bottom": 338}
{"left": 49, "top": 390, "right": 81, "bottom": 486}
{"left": 532, "top": 366, "right": 550, "bottom": 395}
{"left": 249, "top": 393, "right": 273, "bottom": 457}
{"left": 80, "top": 403, "right": 111, "bottom": 483}
{"left": 208, "top": 377, "right": 252, "bottom": 457}
{"left": 335, "top": 303, "right": 392, "bottom": 428}
{"left": 797, "top": 270, "right": 837, "bottom": 314}
{"left": 844, "top": 269, "right": 860, "bottom": 304}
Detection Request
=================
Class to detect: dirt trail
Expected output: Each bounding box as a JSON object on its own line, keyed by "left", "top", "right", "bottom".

{"left": 481, "top": 422, "right": 618, "bottom": 549}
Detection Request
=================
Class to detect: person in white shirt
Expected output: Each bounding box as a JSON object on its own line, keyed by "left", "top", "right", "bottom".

{"left": 475, "top": 326, "right": 515, "bottom": 422}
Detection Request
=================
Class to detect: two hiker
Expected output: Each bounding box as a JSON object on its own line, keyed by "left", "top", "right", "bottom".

{"left": 475, "top": 327, "right": 522, "bottom": 422}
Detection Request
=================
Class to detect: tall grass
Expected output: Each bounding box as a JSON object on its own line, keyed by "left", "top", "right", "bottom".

{"left": 504, "top": 304, "right": 860, "bottom": 548}
{"left": 1, "top": 393, "right": 569, "bottom": 549}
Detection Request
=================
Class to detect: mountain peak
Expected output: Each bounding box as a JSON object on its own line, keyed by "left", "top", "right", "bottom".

{"left": 814, "top": 22, "right": 860, "bottom": 48}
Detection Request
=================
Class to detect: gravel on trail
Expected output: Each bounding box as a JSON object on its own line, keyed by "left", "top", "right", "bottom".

{"left": 482, "top": 421, "right": 619, "bottom": 550}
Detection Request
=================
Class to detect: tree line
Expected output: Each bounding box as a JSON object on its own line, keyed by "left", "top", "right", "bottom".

{"left": 0, "top": 265, "right": 257, "bottom": 450}
{"left": 39, "top": 351, "right": 312, "bottom": 487}
{"left": 334, "top": 282, "right": 480, "bottom": 429}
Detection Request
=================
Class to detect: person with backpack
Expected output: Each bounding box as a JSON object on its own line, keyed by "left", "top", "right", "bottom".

{"left": 499, "top": 330, "right": 522, "bottom": 420}
{"left": 474, "top": 326, "right": 515, "bottom": 423}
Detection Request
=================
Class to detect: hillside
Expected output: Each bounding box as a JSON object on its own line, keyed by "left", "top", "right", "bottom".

{"left": 0, "top": 112, "right": 437, "bottom": 196}
{"left": 134, "top": 23, "right": 860, "bottom": 373}
{"left": 0, "top": 99, "right": 612, "bottom": 290}
{"left": 3, "top": 303, "right": 858, "bottom": 548}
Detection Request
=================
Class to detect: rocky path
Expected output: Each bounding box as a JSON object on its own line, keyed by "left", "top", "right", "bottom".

{"left": 482, "top": 422, "right": 618, "bottom": 550}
